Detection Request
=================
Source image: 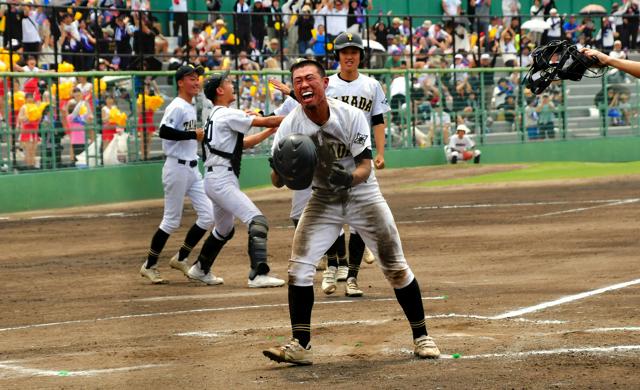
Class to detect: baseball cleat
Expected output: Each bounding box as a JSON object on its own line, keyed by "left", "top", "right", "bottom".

{"left": 345, "top": 277, "right": 363, "bottom": 297}
{"left": 140, "top": 262, "right": 168, "bottom": 284}
{"left": 413, "top": 335, "right": 440, "bottom": 359}
{"left": 363, "top": 247, "right": 375, "bottom": 264}
{"left": 248, "top": 274, "right": 285, "bottom": 288}
{"left": 316, "top": 255, "right": 328, "bottom": 271}
{"left": 321, "top": 266, "right": 337, "bottom": 294}
{"left": 336, "top": 265, "right": 348, "bottom": 281}
{"left": 169, "top": 253, "right": 190, "bottom": 277}
{"left": 263, "top": 338, "right": 312, "bottom": 365}
{"left": 187, "top": 263, "right": 224, "bottom": 285}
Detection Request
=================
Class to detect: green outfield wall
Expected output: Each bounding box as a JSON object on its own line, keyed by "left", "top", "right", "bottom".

{"left": 1, "top": 137, "right": 639, "bottom": 214}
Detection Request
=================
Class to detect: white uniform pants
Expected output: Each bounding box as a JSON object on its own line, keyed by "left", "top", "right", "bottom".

{"left": 159, "top": 158, "right": 213, "bottom": 234}
{"left": 289, "top": 188, "right": 414, "bottom": 289}
{"left": 204, "top": 166, "right": 262, "bottom": 237}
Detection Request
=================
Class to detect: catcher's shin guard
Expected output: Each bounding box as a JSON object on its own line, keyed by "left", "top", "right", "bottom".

{"left": 248, "top": 215, "right": 270, "bottom": 278}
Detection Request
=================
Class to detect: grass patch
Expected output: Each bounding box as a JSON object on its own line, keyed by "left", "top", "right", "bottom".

{"left": 419, "top": 162, "right": 640, "bottom": 187}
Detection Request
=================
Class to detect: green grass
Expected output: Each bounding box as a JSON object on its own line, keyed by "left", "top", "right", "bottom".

{"left": 418, "top": 162, "right": 640, "bottom": 187}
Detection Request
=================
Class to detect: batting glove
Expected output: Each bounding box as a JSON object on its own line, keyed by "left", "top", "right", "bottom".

{"left": 328, "top": 162, "right": 353, "bottom": 187}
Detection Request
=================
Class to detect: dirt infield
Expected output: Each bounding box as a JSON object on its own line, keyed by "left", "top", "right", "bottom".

{"left": 1, "top": 165, "right": 639, "bottom": 389}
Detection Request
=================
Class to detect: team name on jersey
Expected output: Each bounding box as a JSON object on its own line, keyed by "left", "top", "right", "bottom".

{"left": 183, "top": 119, "right": 197, "bottom": 132}
{"left": 337, "top": 96, "right": 373, "bottom": 113}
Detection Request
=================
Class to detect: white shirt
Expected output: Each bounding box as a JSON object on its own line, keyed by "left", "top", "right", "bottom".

{"left": 173, "top": 0, "right": 187, "bottom": 12}
{"left": 319, "top": 6, "right": 348, "bottom": 35}
{"left": 443, "top": 0, "right": 461, "bottom": 16}
{"left": 22, "top": 9, "right": 41, "bottom": 43}
{"left": 547, "top": 16, "right": 561, "bottom": 37}
{"left": 203, "top": 105, "right": 254, "bottom": 168}
{"left": 160, "top": 96, "right": 199, "bottom": 161}
{"left": 448, "top": 134, "right": 475, "bottom": 153}
{"left": 273, "top": 98, "right": 378, "bottom": 195}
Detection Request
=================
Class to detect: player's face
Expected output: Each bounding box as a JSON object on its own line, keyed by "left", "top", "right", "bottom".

{"left": 179, "top": 73, "right": 201, "bottom": 98}
{"left": 292, "top": 65, "right": 328, "bottom": 109}
{"left": 338, "top": 47, "right": 360, "bottom": 71}
{"left": 220, "top": 79, "right": 236, "bottom": 104}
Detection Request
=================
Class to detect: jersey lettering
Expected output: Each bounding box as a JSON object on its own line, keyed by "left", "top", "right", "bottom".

{"left": 336, "top": 95, "right": 373, "bottom": 113}
{"left": 329, "top": 143, "right": 350, "bottom": 159}
{"left": 183, "top": 119, "right": 197, "bottom": 132}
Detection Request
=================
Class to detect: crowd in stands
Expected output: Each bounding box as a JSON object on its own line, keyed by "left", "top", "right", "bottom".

{"left": 1, "top": 0, "right": 639, "bottom": 169}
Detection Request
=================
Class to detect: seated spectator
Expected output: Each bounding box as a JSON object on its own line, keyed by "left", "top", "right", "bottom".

{"left": 445, "top": 124, "right": 481, "bottom": 164}
{"left": 385, "top": 48, "right": 404, "bottom": 69}
{"left": 492, "top": 77, "right": 514, "bottom": 109}
{"left": 264, "top": 37, "right": 281, "bottom": 59}
{"left": 524, "top": 97, "right": 540, "bottom": 140}
{"left": 618, "top": 92, "right": 633, "bottom": 125}
{"left": 497, "top": 93, "right": 517, "bottom": 130}
{"left": 310, "top": 24, "right": 327, "bottom": 62}
{"left": 429, "top": 104, "right": 452, "bottom": 146}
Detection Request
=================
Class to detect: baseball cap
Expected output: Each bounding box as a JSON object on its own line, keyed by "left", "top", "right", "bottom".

{"left": 203, "top": 70, "right": 230, "bottom": 101}
{"left": 455, "top": 53, "right": 463, "bottom": 60}
{"left": 175, "top": 64, "right": 204, "bottom": 82}
{"left": 481, "top": 53, "right": 491, "bottom": 60}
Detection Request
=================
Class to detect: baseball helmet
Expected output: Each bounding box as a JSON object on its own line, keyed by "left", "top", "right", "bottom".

{"left": 271, "top": 134, "right": 317, "bottom": 190}
{"left": 333, "top": 32, "right": 365, "bottom": 62}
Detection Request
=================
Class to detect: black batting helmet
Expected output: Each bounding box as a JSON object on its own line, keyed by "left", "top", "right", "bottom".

{"left": 271, "top": 134, "right": 317, "bottom": 190}
{"left": 333, "top": 32, "right": 365, "bottom": 62}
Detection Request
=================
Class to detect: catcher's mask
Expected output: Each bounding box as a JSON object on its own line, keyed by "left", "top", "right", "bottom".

{"left": 272, "top": 134, "right": 317, "bottom": 190}
{"left": 523, "top": 40, "right": 605, "bottom": 95}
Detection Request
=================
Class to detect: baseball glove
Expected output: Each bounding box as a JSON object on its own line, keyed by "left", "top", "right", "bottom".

{"left": 271, "top": 134, "right": 317, "bottom": 190}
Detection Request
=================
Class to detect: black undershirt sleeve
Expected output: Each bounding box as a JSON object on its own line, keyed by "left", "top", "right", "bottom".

{"left": 353, "top": 148, "right": 373, "bottom": 164}
{"left": 371, "top": 113, "right": 384, "bottom": 126}
{"left": 159, "top": 124, "right": 197, "bottom": 141}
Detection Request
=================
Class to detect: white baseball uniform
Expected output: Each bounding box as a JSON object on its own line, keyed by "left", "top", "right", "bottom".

{"left": 158, "top": 97, "right": 213, "bottom": 234}
{"left": 202, "top": 105, "right": 261, "bottom": 237}
{"left": 272, "top": 98, "right": 414, "bottom": 289}
{"left": 445, "top": 134, "right": 481, "bottom": 163}
{"left": 279, "top": 73, "right": 390, "bottom": 221}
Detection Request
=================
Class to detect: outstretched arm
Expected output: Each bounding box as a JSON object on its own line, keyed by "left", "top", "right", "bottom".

{"left": 581, "top": 47, "right": 640, "bottom": 79}
{"left": 244, "top": 127, "right": 277, "bottom": 149}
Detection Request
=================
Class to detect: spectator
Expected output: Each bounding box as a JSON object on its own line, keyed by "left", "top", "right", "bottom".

{"left": 536, "top": 92, "right": 555, "bottom": 139}
{"left": 173, "top": 0, "right": 189, "bottom": 47}
{"left": 347, "top": 0, "right": 365, "bottom": 34}
{"left": 622, "top": 1, "right": 639, "bottom": 50}
{"left": 388, "top": 17, "right": 402, "bottom": 36}
{"left": 544, "top": 8, "right": 562, "bottom": 44}
{"left": 429, "top": 104, "right": 452, "bottom": 145}
{"left": 471, "top": 0, "right": 491, "bottom": 51}
{"left": 235, "top": 0, "right": 253, "bottom": 52}
{"left": 475, "top": 52, "right": 496, "bottom": 110}
{"left": 297, "top": 5, "right": 315, "bottom": 55}
{"left": 563, "top": 15, "right": 582, "bottom": 43}
{"left": 530, "top": 0, "right": 544, "bottom": 20}
{"left": 206, "top": 0, "right": 222, "bottom": 23}
{"left": 446, "top": 124, "right": 481, "bottom": 164}
{"left": 399, "top": 17, "right": 414, "bottom": 40}
{"left": 65, "top": 93, "right": 94, "bottom": 166}
{"left": 78, "top": 18, "right": 97, "bottom": 71}
{"left": 114, "top": 14, "right": 134, "bottom": 70}
{"left": 21, "top": 2, "right": 42, "bottom": 63}
{"left": 324, "top": 0, "right": 349, "bottom": 42}
{"left": 283, "top": 0, "right": 302, "bottom": 56}
{"left": 453, "top": 23, "right": 471, "bottom": 53}
{"left": 310, "top": 24, "right": 327, "bottom": 62}
{"left": 267, "top": 0, "right": 283, "bottom": 41}
{"left": 252, "top": 0, "right": 268, "bottom": 51}
{"left": 264, "top": 37, "right": 281, "bottom": 59}
{"left": 492, "top": 77, "right": 514, "bottom": 109}
{"left": 497, "top": 93, "right": 516, "bottom": 130}
{"left": 442, "top": 0, "right": 462, "bottom": 22}
{"left": 502, "top": 0, "right": 521, "bottom": 26}
{"left": 499, "top": 26, "right": 518, "bottom": 65}
{"left": 101, "top": 94, "right": 118, "bottom": 151}
{"left": 59, "top": 12, "right": 81, "bottom": 70}
{"left": 611, "top": 2, "right": 624, "bottom": 41}
{"left": 524, "top": 97, "right": 539, "bottom": 139}
{"left": 385, "top": 48, "right": 403, "bottom": 69}
{"left": 1, "top": 1, "right": 22, "bottom": 50}
{"left": 596, "top": 17, "right": 615, "bottom": 52}
{"left": 374, "top": 21, "right": 389, "bottom": 48}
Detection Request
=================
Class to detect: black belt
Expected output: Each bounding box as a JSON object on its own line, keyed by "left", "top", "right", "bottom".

{"left": 207, "top": 166, "right": 233, "bottom": 172}
{"left": 177, "top": 159, "right": 198, "bottom": 168}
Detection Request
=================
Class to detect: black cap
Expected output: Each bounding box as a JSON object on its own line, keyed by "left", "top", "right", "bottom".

{"left": 175, "top": 65, "right": 204, "bottom": 82}
{"left": 203, "top": 70, "right": 230, "bottom": 101}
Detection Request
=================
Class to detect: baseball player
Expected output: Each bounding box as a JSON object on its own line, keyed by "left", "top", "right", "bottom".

{"left": 187, "top": 71, "right": 286, "bottom": 288}
{"left": 263, "top": 59, "right": 440, "bottom": 365}
{"left": 445, "top": 124, "right": 481, "bottom": 164}
{"left": 140, "top": 65, "right": 215, "bottom": 285}
{"left": 270, "top": 31, "right": 389, "bottom": 297}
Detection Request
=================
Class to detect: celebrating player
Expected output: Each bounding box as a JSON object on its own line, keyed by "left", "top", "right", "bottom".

{"left": 187, "top": 71, "right": 286, "bottom": 288}
{"left": 270, "top": 31, "right": 389, "bottom": 296}
{"left": 263, "top": 59, "right": 440, "bottom": 365}
{"left": 140, "top": 65, "right": 214, "bottom": 284}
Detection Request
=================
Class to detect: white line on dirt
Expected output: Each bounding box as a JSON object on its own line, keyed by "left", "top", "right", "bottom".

{"left": 413, "top": 199, "right": 636, "bottom": 210}
{"left": 0, "top": 362, "right": 166, "bottom": 378}
{"left": 437, "top": 345, "right": 640, "bottom": 360}
{"left": 492, "top": 278, "right": 640, "bottom": 319}
{"left": 0, "top": 212, "right": 144, "bottom": 222}
{"left": 128, "top": 290, "right": 281, "bottom": 302}
{"left": 0, "top": 296, "right": 446, "bottom": 333}
{"left": 583, "top": 327, "right": 640, "bottom": 333}
{"left": 527, "top": 198, "right": 640, "bottom": 218}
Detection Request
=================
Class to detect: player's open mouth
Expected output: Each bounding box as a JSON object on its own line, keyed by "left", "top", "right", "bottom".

{"left": 301, "top": 91, "right": 314, "bottom": 103}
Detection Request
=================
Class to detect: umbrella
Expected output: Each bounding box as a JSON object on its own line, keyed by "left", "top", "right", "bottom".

{"left": 521, "top": 19, "right": 551, "bottom": 32}
{"left": 362, "top": 39, "right": 386, "bottom": 52}
{"left": 580, "top": 4, "right": 607, "bottom": 14}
